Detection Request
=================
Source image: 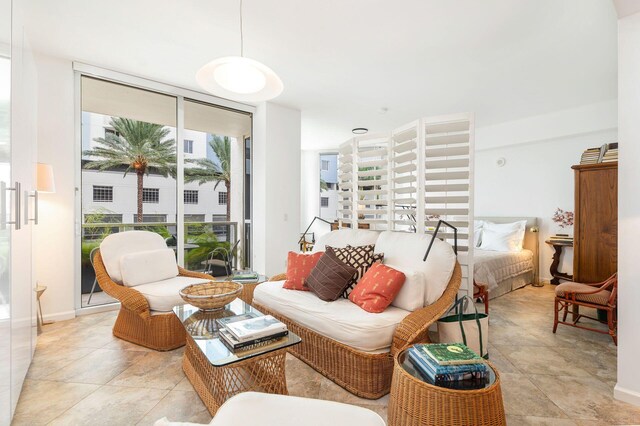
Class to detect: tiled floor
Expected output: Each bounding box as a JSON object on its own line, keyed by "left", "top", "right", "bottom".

{"left": 14, "top": 284, "right": 640, "bottom": 425}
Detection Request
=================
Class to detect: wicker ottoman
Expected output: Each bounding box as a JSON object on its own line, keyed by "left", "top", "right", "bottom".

{"left": 388, "top": 350, "right": 506, "bottom": 426}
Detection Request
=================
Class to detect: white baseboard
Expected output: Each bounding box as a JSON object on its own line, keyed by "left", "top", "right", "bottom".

{"left": 76, "top": 302, "right": 120, "bottom": 316}
{"left": 42, "top": 310, "right": 76, "bottom": 323}
{"left": 614, "top": 384, "right": 640, "bottom": 407}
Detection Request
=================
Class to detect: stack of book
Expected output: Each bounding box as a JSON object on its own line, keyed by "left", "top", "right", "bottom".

{"left": 216, "top": 313, "right": 288, "bottom": 352}
{"left": 602, "top": 143, "right": 618, "bottom": 163}
{"left": 580, "top": 147, "right": 602, "bottom": 164}
{"left": 231, "top": 271, "right": 260, "bottom": 283}
{"left": 550, "top": 234, "right": 573, "bottom": 244}
{"left": 407, "top": 343, "right": 489, "bottom": 390}
{"left": 579, "top": 143, "right": 618, "bottom": 164}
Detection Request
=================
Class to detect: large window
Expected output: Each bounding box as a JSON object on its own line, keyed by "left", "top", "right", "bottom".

{"left": 80, "top": 74, "right": 252, "bottom": 308}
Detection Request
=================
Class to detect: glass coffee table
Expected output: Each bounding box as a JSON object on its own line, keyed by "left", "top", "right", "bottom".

{"left": 174, "top": 299, "right": 301, "bottom": 415}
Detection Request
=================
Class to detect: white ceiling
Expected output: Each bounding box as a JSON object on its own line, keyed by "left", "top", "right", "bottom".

{"left": 22, "top": 0, "right": 618, "bottom": 150}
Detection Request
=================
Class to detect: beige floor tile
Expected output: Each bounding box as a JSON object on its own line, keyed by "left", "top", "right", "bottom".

{"left": 136, "top": 389, "right": 211, "bottom": 425}
{"left": 529, "top": 374, "right": 640, "bottom": 424}
{"left": 48, "top": 385, "right": 169, "bottom": 426}
{"left": 495, "top": 345, "right": 592, "bottom": 377}
{"left": 11, "top": 379, "right": 99, "bottom": 425}
{"left": 44, "top": 348, "right": 147, "bottom": 385}
{"left": 173, "top": 376, "right": 196, "bottom": 392}
{"left": 499, "top": 372, "right": 567, "bottom": 418}
{"left": 102, "top": 339, "right": 155, "bottom": 353}
{"left": 505, "top": 415, "right": 578, "bottom": 425}
{"left": 108, "top": 351, "right": 185, "bottom": 390}
{"left": 26, "top": 345, "right": 94, "bottom": 380}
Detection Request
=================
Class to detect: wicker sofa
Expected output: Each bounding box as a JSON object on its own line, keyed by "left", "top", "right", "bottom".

{"left": 245, "top": 229, "right": 462, "bottom": 399}
{"left": 94, "top": 231, "right": 214, "bottom": 351}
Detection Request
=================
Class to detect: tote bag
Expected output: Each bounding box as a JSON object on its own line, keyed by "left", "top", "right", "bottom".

{"left": 437, "top": 295, "right": 489, "bottom": 358}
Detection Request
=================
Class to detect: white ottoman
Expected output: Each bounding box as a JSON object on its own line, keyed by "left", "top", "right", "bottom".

{"left": 155, "top": 392, "right": 385, "bottom": 426}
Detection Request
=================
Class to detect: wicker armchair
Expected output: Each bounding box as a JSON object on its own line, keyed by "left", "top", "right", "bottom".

{"left": 93, "top": 248, "right": 214, "bottom": 351}
{"left": 553, "top": 273, "right": 617, "bottom": 344}
{"left": 247, "top": 262, "right": 462, "bottom": 399}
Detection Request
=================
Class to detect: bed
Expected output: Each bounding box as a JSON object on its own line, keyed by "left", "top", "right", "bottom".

{"left": 473, "top": 217, "right": 539, "bottom": 299}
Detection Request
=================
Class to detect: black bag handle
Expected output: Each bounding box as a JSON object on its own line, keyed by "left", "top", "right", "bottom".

{"left": 444, "top": 295, "right": 485, "bottom": 357}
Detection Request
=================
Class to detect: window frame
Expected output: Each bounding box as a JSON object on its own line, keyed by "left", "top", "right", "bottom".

{"left": 218, "top": 191, "right": 228, "bottom": 205}
{"left": 142, "top": 187, "right": 160, "bottom": 204}
{"left": 92, "top": 185, "right": 113, "bottom": 202}
{"left": 184, "top": 189, "right": 199, "bottom": 204}
{"left": 183, "top": 139, "right": 194, "bottom": 154}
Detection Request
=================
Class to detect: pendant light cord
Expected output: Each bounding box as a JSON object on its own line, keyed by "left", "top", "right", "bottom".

{"left": 240, "top": 0, "right": 244, "bottom": 57}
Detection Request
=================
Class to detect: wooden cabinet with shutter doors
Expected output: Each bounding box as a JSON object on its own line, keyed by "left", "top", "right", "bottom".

{"left": 572, "top": 162, "right": 617, "bottom": 283}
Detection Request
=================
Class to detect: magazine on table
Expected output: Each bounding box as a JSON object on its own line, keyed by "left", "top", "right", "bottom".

{"left": 219, "top": 327, "right": 289, "bottom": 350}
{"left": 224, "top": 315, "right": 288, "bottom": 342}
{"left": 215, "top": 312, "right": 259, "bottom": 330}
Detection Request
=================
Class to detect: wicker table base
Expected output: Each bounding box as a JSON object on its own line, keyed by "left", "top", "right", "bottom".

{"left": 183, "top": 335, "right": 289, "bottom": 415}
{"left": 388, "top": 355, "right": 506, "bottom": 426}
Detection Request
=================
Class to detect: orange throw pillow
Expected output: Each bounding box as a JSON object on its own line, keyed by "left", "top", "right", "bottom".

{"left": 349, "top": 262, "right": 406, "bottom": 313}
{"left": 283, "top": 251, "right": 324, "bottom": 291}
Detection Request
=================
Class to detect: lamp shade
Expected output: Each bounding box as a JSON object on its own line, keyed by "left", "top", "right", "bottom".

{"left": 36, "top": 163, "right": 56, "bottom": 193}
{"left": 196, "top": 56, "right": 283, "bottom": 102}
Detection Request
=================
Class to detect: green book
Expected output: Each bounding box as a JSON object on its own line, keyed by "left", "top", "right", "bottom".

{"left": 418, "top": 343, "right": 483, "bottom": 366}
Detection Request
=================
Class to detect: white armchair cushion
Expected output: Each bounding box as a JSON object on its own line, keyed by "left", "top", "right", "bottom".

{"left": 374, "top": 231, "right": 456, "bottom": 306}
{"left": 479, "top": 220, "right": 527, "bottom": 252}
{"left": 120, "top": 248, "right": 178, "bottom": 287}
{"left": 209, "top": 392, "right": 386, "bottom": 426}
{"left": 388, "top": 267, "right": 425, "bottom": 312}
{"left": 135, "top": 276, "right": 211, "bottom": 312}
{"left": 100, "top": 231, "right": 168, "bottom": 284}
{"left": 311, "top": 229, "right": 380, "bottom": 252}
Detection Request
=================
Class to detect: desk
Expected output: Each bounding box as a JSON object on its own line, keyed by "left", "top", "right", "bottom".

{"left": 545, "top": 240, "right": 573, "bottom": 284}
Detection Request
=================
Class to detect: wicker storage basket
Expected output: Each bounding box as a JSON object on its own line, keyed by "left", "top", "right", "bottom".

{"left": 180, "top": 281, "right": 243, "bottom": 311}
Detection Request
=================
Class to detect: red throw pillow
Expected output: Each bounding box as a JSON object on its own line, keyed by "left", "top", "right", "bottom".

{"left": 283, "top": 252, "right": 324, "bottom": 291}
{"left": 349, "top": 263, "right": 406, "bottom": 313}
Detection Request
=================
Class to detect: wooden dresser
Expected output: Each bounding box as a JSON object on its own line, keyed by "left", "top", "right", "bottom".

{"left": 572, "top": 162, "right": 618, "bottom": 283}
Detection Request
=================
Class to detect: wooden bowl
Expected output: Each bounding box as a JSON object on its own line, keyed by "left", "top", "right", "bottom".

{"left": 179, "top": 281, "right": 243, "bottom": 311}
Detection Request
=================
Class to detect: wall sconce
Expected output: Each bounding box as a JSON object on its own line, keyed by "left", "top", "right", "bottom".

{"left": 25, "top": 163, "right": 56, "bottom": 225}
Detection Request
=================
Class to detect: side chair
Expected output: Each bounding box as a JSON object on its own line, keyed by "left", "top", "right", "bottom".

{"left": 553, "top": 273, "right": 617, "bottom": 344}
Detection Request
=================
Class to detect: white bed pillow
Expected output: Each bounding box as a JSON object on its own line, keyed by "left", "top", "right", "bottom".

{"left": 473, "top": 220, "right": 484, "bottom": 247}
{"left": 120, "top": 248, "right": 179, "bottom": 287}
{"left": 479, "top": 220, "right": 527, "bottom": 252}
{"left": 387, "top": 267, "right": 425, "bottom": 312}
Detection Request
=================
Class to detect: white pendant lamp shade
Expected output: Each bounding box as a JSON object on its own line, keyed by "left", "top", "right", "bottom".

{"left": 196, "top": 56, "right": 283, "bottom": 102}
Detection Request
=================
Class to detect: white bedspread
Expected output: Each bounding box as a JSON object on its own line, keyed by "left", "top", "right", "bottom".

{"left": 474, "top": 249, "right": 534, "bottom": 291}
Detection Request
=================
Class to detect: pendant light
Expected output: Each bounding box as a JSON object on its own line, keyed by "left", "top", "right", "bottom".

{"left": 196, "top": 0, "right": 283, "bottom": 102}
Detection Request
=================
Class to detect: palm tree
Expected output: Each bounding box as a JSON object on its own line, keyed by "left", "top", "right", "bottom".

{"left": 83, "top": 118, "right": 175, "bottom": 223}
{"left": 185, "top": 135, "right": 232, "bottom": 220}
{"left": 320, "top": 179, "right": 329, "bottom": 192}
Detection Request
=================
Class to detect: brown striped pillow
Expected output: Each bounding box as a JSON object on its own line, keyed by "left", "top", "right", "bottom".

{"left": 305, "top": 247, "right": 358, "bottom": 301}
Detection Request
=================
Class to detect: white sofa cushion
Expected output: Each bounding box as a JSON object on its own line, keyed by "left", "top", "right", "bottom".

{"left": 120, "top": 248, "right": 178, "bottom": 287}
{"left": 374, "top": 231, "right": 456, "bottom": 306}
{"left": 311, "top": 229, "right": 380, "bottom": 252}
{"left": 100, "top": 231, "right": 168, "bottom": 284}
{"left": 209, "top": 392, "right": 385, "bottom": 426}
{"left": 253, "top": 280, "right": 410, "bottom": 352}
{"left": 387, "top": 267, "right": 424, "bottom": 312}
{"left": 135, "top": 276, "right": 210, "bottom": 312}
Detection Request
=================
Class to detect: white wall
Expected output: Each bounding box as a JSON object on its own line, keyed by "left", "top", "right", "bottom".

{"left": 34, "top": 53, "right": 76, "bottom": 322}
{"left": 253, "top": 102, "right": 302, "bottom": 276}
{"left": 615, "top": 9, "right": 640, "bottom": 407}
{"left": 474, "top": 101, "right": 617, "bottom": 281}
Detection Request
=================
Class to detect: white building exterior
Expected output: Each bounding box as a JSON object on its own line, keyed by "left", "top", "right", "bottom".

{"left": 81, "top": 112, "right": 229, "bottom": 225}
